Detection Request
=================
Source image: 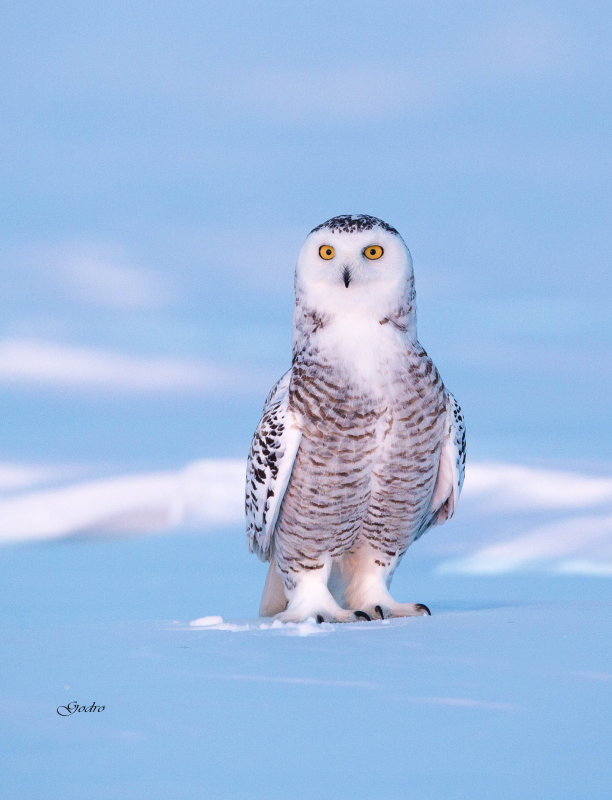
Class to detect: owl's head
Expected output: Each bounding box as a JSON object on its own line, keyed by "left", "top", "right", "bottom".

{"left": 295, "top": 214, "right": 415, "bottom": 324}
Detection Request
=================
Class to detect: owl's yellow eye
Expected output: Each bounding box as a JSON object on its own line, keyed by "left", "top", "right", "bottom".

{"left": 319, "top": 245, "right": 335, "bottom": 260}
{"left": 364, "top": 245, "right": 384, "bottom": 260}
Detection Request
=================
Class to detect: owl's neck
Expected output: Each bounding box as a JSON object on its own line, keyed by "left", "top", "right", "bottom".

{"left": 292, "top": 299, "right": 418, "bottom": 386}
{"left": 293, "top": 284, "right": 417, "bottom": 343}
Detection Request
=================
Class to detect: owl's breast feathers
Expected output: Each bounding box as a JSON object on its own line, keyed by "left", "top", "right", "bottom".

{"left": 289, "top": 338, "right": 446, "bottom": 456}
{"left": 272, "top": 338, "right": 448, "bottom": 562}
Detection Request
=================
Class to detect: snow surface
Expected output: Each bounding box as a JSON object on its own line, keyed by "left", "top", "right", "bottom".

{"left": 2, "top": 524, "right": 610, "bottom": 800}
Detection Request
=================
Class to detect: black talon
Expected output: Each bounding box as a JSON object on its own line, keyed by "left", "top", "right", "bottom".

{"left": 316, "top": 614, "right": 325, "bottom": 624}
{"left": 354, "top": 610, "right": 371, "bottom": 621}
{"left": 416, "top": 603, "right": 431, "bottom": 616}
{"left": 375, "top": 605, "right": 385, "bottom": 619}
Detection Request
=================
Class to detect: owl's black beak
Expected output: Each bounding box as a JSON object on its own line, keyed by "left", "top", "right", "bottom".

{"left": 342, "top": 267, "right": 351, "bottom": 288}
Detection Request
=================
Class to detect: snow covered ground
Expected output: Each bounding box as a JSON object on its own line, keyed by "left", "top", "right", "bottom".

{"left": 4, "top": 590, "right": 610, "bottom": 800}
{"left": 2, "top": 458, "right": 611, "bottom": 799}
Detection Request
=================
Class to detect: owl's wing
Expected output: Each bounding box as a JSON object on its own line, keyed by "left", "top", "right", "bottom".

{"left": 246, "top": 369, "right": 302, "bottom": 562}
{"left": 418, "top": 392, "right": 466, "bottom": 536}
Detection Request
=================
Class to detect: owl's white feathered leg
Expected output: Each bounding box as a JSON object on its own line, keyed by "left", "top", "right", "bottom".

{"left": 340, "top": 545, "right": 430, "bottom": 619}
{"left": 274, "top": 559, "right": 370, "bottom": 623}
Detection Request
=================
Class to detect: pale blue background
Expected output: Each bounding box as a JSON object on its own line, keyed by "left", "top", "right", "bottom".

{"left": 2, "top": 0, "right": 610, "bottom": 468}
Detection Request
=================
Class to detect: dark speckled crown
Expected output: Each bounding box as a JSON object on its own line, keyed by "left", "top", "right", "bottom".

{"left": 310, "top": 214, "right": 399, "bottom": 236}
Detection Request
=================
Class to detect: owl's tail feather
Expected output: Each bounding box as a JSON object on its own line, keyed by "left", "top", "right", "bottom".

{"left": 259, "top": 559, "right": 288, "bottom": 617}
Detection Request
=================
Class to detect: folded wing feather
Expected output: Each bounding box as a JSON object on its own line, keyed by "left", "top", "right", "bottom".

{"left": 245, "top": 370, "right": 302, "bottom": 561}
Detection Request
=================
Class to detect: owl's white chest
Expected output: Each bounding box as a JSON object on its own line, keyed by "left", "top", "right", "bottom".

{"left": 314, "top": 314, "right": 409, "bottom": 391}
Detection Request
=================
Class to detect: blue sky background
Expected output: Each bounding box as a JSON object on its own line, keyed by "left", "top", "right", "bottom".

{"left": 1, "top": 0, "right": 611, "bottom": 469}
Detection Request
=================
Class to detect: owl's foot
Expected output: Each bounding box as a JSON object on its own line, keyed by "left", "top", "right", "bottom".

{"left": 339, "top": 545, "right": 432, "bottom": 620}
{"left": 274, "top": 559, "right": 373, "bottom": 623}
{"left": 367, "top": 602, "right": 431, "bottom": 619}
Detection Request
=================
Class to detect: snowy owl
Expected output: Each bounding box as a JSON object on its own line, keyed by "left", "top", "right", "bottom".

{"left": 246, "top": 214, "right": 465, "bottom": 622}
